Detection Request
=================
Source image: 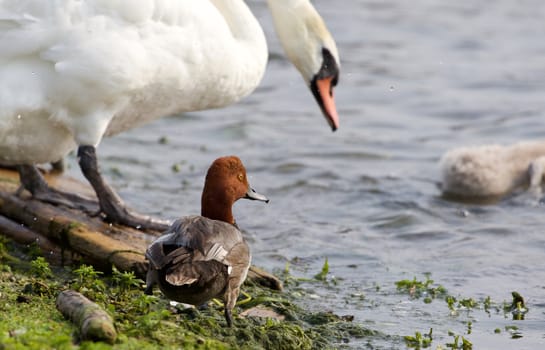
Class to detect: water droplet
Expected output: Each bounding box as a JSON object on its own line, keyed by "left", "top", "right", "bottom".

{"left": 33, "top": 217, "right": 37, "bottom": 221}
{"left": 17, "top": 114, "right": 22, "bottom": 119}
{"left": 389, "top": 86, "right": 395, "bottom": 92}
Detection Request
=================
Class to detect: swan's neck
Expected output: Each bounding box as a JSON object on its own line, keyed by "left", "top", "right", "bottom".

{"left": 266, "top": 0, "right": 338, "bottom": 83}
{"left": 207, "top": 0, "right": 268, "bottom": 103}
{"left": 210, "top": 1, "right": 262, "bottom": 42}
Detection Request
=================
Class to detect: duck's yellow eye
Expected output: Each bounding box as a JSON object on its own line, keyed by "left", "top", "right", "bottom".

{"left": 238, "top": 174, "right": 244, "bottom": 182}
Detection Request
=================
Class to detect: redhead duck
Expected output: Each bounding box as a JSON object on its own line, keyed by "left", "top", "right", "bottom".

{"left": 145, "top": 156, "right": 268, "bottom": 326}
{"left": 440, "top": 140, "right": 545, "bottom": 200}
{"left": 1, "top": 0, "right": 339, "bottom": 231}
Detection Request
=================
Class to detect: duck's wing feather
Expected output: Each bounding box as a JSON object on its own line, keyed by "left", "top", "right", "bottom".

{"left": 145, "top": 216, "right": 246, "bottom": 285}
{"left": 146, "top": 216, "right": 243, "bottom": 269}
{"left": 165, "top": 259, "right": 227, "bottom": 287}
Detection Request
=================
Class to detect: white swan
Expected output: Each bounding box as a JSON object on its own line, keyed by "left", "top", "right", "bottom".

{"left": 439, "top": 140, "right": 545, "bottom": 201}
{"left": 0, "top": 0, "right": 340, "bottom": 230}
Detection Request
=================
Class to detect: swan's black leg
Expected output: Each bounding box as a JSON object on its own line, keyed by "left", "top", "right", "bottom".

{"left": 77, "top": 145, "right": 169, "bottom": 231}
{"left": 16, "top": 164, "right": 95, "bottom": 210}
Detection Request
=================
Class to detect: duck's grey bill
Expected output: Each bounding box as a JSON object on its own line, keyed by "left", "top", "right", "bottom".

{"left": 245, "top": 187, "right": 269, "bottom": 203}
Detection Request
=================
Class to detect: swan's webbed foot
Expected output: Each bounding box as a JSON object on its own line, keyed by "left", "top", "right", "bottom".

{"left": 77, "top": 145, "right": 170, "bottom": 232}
{"left": 16, "top": 164, "right": 97, "bottom": 211}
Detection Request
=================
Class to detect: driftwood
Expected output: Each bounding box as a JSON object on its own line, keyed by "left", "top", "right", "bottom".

{"left": 56, "top": 290, "right": 117, "bottom": 344}
{"left": 0, "top": 190, "right": 150, "bottom": 275}
{"left": 0, "top": 214, "right": 62, "bottom": 258}
{"left": 0, "top": 168, "right": 282, "bottom": 290}
{"left": 247, "top": 265, "right": 283, "bottom": 291}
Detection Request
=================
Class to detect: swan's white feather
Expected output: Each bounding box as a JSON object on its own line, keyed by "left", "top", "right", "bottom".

{"left": 0, "top": 0, "right": 267, "bottom": 164}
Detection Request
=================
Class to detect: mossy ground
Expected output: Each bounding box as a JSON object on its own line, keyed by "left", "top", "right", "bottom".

{"left": 0, "top": 237, "right": 375, "bottom": 350}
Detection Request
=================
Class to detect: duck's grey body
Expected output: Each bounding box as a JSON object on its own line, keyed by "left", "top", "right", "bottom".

{"left": 145, "top": 215, "right": 250, "bottom": 313}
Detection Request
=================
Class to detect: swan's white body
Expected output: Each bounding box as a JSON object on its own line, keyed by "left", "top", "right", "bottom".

{"left": 440, "top": 140, "right": 545, "bottom": 199}
{"left": 0, "top": 0, "right": 339, "bottom": 165}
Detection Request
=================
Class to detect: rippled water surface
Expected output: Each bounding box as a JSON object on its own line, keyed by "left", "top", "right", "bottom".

{"left": 67, "top": 1, "right": 545, "bottom": 348}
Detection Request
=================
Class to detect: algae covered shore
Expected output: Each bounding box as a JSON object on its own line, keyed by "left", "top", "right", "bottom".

{"left": 0, "top": 237, "right": 377, "bottom": 350}
{"left": 0, "top": 233, "right": 535, "bottom": 350}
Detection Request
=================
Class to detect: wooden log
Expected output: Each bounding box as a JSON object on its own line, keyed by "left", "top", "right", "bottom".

{"left": 0, "top": 214, "right": 78, "bottom": 266}
{"left": 0, "top": 191, "right": 149, "bottom": 276}
{"left": 56, "top": 290, "right": 117, "bottom": 344}
{"left": 0, "top": 214, "right": 59, "bottom": 254}
{"left": 248, "top": 265, "right": 283, "bottom": 291}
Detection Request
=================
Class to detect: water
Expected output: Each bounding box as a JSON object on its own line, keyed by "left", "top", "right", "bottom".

{"left": 66, "top": 1, "right": 545, "bottom": 348}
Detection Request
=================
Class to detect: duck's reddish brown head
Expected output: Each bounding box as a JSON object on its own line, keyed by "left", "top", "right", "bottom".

{"left": 201, "top": 156, "right": 268, "bottom": 224}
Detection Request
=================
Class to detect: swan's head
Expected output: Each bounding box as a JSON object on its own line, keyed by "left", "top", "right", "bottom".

{"left": 267, "top": 0, "right": 340, "bottom": 131}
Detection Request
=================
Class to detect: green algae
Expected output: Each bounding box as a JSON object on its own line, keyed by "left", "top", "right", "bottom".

{"left": 401, "top": 283, "right": 534, "bottom": 349}
{"left": 0, "top": 239, "right": 373, "bottom": 349}
{"left": 445, "top": 332, "right": 473, "bottom": 350}
{"left": 3, "top": 237, "right": 532, "bottom": 349}
{"left": 395, "top": 274, "right": 447, "bottom": 301}
{"left": 313, "top": 257, "right": 329, "bottom": 281}
{"left": 404, "top": 329, "right": 432, "bottom": 349}
{"left": 506, "top": 291, "right": 527, "bottom": 319}
{"left": 0, "top": 270, "right": 74, "bottom": 350}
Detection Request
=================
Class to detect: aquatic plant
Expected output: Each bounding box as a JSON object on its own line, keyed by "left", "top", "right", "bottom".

{"left": 313, "top": 257, "right": 329, "bottom": 281}
{"left": 504, "top": 291, "right": 528, "bottom": 320}
{"left": 395, "top": 274, "right": 447, "bottom": 301}
{"left": 30, "top": 257, "right": 53, "bottom": 279}
{"left": 111, "top": 266, "right": 142, "bottom": 297}
{"left": 445, "top": 331, "right": 472, "bottom": 350}
{"left": 404, "top": 329, "right": 433, "bottom": 349}
{"left": 505, "top": 325, "right": 523, "bottom": 339}
{"left": 71, "top": 264, "right": 106, "bottom": 302}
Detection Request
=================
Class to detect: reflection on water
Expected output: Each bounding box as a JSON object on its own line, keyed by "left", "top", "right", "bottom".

{"left": 66, "top": 0, "right": 545, "bottom": 348}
